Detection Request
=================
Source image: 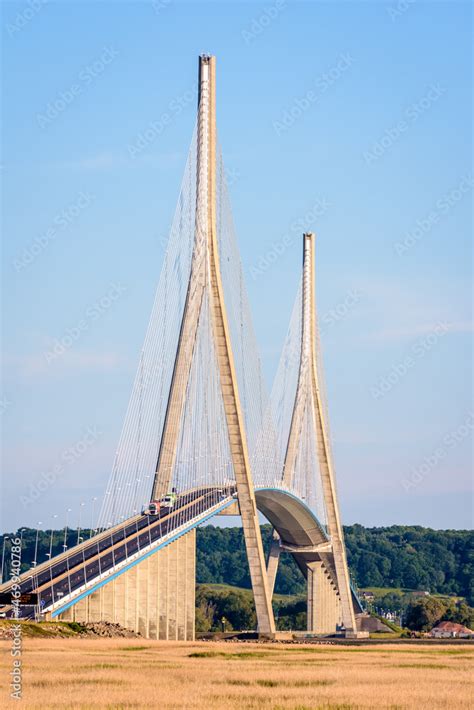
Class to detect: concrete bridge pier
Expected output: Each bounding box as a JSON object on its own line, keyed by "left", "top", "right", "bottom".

{"left": 307, "top": 561, "right": 342, "bottom": 634}
{"left": 58, "top": 529, "right": 196, "bottom": 640}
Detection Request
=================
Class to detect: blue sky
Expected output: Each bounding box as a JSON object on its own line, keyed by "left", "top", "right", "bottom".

{"left": 1, "top": 0, "right": 472, "bottom": 533}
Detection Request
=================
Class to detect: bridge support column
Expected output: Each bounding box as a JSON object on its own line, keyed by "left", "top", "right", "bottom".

{"left": 307, "top": 561, "right": 341, "bottom": 634}
{"left": 115, "top": 566, "right": 127, "bottom": 628}
{"left": 266, "top": 529, "right": 280, "bottom": 597}
{"left": 57, "top": 529, "right": 196, "bottom": 640}
{"left": 102, "top": 575, "right": 115, "bottom": 623}
{"left": 167, "top": 537, "right": 178, "bottom": 639}
{"left": 74, "top": 596, "right": 88, "bottom": 622}
{"left": 158, "top": 544, "right": 169, "bottom": 639}
{"left": 148, "top": 549, "right": 159, "bottom": 639}
{"left": 138, "top": 557, "right": 149, "bottom": 637}
{"left": 185, "top": 529, "right": 196, "bottom": 640}
{"left": 88, "top": 588, "right": 102, "bottom": 623}
{"left": 59, "top": 605, "right": 73, "bottom": 621}
{"left": 125, "top": 565, "right": 138, "bottom": 632}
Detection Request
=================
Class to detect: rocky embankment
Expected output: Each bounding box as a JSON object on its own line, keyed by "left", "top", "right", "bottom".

{"left": 0, "top": 619, "right": 141, "bottom": 639}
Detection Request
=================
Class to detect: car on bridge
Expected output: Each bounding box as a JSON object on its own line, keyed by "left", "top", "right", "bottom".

{"left": 142, "top": 500, "right": 161, "bottom": 516}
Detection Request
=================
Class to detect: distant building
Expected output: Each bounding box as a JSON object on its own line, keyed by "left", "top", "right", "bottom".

{"left": 361, "top": 591, "right": 375, "bottom": 601}
{"left": 430, "top": 621, "right": 473, "bottom": 638}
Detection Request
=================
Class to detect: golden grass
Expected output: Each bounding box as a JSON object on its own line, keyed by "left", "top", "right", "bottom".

{"left": 0, "top": 639, "right": 472, "bottom": 709}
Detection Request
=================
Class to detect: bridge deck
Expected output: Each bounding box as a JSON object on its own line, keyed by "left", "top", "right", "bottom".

{"left": 0, "top": 486, "right": 236, "bottom": 619}
{"left": 1, "top": 485, "right": 362, "bottom": 621}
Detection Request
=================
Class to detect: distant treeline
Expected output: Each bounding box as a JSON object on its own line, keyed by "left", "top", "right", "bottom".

{"left": 197, "top": 524, "right": 474, "bottom": 604}
{"left": 196, "top": 584, "right": 307, "bottom": 632}
{"left": 2, "top": 524, "right": 473, "bottom": 605}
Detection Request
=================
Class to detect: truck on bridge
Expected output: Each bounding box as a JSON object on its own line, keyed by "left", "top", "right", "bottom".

{"left": 142, "top": 489, "right": 178, "bottom": 515}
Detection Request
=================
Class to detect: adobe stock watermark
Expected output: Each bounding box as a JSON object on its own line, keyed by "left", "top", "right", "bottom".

{"left": 370, "top": 322, "right": 450, "bottom": 400}
{"left": 37, "top": 46, "right": 119, "bottom": 128}
{"left": 0, "top": 395, "right": 12, "bottom": 415}
{"left": 5, "top": 0, "right": 49, "bottom": 38}
{"left": 20, "top": 427, "right": 102, "bottom": 507}
{"left": 13, "top": 191, "right": 95, "bottom": 272}
{"left": 320, "top": 289, "right": 363, "bottom": 332}
{"left": 127, "top": 82, "right": 198, "bottom": 159}
{"left": 363, "top": 84, "right": 446, "bottom": 165}
{"left": 44, "top": 282, "right": 127, "bottom": 364}
{"left": 9, "top": 537, "right": 23, "bottom": 700}
{"left": 402, "top": 412, "right": 474, "bottom": 492}
{"left": 151, "top": 0, "right": 172, "bottom": 15}
{"left": 273, "top": 53, "right": 354, "bottom": 136}
{"left": 276, "top": 288, "right": 363, "bottom": 376}
{"left": 394, "top": 174, "right": 473, "bottom": 256}
{"left": 386, "top": 0, "right": 416, "bottom": 22}
{"left": 224, "top": 164, "right": 241, "bottom": 189}
{"left": 250, "top": 197, "right": 330, "bottom": 280}
{"left": 241, "top": 0, "right": 287, "bottom": 45}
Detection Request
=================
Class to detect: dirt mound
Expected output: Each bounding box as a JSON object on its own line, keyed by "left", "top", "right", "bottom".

{"left": 0, "top": 619, "right": 141, "bottom": 639}
{"left": 80, "top": 621, "right": 141, "bottom": 638}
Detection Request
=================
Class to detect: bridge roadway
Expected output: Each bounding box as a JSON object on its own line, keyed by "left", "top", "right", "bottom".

{"left": 0, "top": 486, "right": 236, "bottom": 619}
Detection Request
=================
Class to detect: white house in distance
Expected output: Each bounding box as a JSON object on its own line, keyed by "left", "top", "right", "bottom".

{"left": 430, "top": 621, "right": 473, "bottom": 638}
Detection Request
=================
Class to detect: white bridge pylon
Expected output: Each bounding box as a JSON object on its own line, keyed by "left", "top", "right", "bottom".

{"left": 149, "top": 55, "right": 275, "bottom": 634}
{"left": 96, "top": 55, "right": 275, "bottom": 634}
{"left": 267, "top": 233, "right": 357, "bottom": 634}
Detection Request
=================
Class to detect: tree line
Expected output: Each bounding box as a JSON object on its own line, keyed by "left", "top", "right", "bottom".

{"left": 197, "top": 524, "right": 474, "bottom": 604}
{"left": 1, "top": 523, "right": 472, "bottom": 606}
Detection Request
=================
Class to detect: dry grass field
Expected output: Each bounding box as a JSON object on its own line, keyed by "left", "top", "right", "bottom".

{"left": 0, "top": 638, "right": 472, "bottom": 709}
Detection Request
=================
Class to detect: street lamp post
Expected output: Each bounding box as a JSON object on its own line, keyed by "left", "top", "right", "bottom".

{"left": 77, "top": 502, "right": 85, "bottom": 546}
{"left": 63, "top": 508, "right": 72, "bottom": 552}
{"left": 47, "top": 514, "right": 58, "bottom": 587}
{"left": 133, "top": 509, "right": 140, "bottom": 551}
{"left": 33, "top": 522, "right": 43, "bottom": 568}
{"left": 90, "top": 497, "right": 98, "bottom": 538}
{"left": 48, "top": 514, "right": 58, "bottom": 560}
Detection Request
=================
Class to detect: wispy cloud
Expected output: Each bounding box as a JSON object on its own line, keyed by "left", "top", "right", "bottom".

{"left": 65, "top": 152, "right": 124, "bottom": 171}
{"left": 372, "top": 320, "right": 473, "bottom": 343}
{"left": 350, "top": 275, "right": 472, "bottom": 345}
{"left": 59, "top": 149, "right": 184, "bottom": 172}
{"left": 5, "top": 350, "right": 126, "bottom": 378}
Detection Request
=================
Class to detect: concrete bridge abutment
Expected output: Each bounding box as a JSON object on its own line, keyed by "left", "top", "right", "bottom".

{"left": 58, "top": 529, "right": 196, "bottom": 640}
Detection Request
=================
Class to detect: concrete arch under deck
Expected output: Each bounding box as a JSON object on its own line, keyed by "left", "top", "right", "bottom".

{"left": 254, "top": 487, "right": 328, "bottom": 549}
{"left": 254, "top": 488, "right": 362, "bottom": 613}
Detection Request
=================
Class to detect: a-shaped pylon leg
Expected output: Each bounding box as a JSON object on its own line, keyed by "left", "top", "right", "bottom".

{"left": 266, "top": 529, "right": 281, "bottom": 597}
{"left": 151, "top": 55, "right": 275, "bottom": 635}
{"left": 282, "top": 233, "right": 356, "bottom": 635}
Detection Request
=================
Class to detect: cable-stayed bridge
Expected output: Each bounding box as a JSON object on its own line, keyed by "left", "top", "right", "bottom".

{"left": 1, "top": 55, "right": 364, "bottom": 639}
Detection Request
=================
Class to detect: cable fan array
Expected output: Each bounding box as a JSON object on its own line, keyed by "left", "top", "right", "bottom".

{"left": 97, "top": 111, "right": 337, "bottom": 534}
{"left": 97, "top": 128, "right": 197, "bottom": 529}
{"left": 215, "top": 142, "right": 280, "bottom": 487}
{"left": 263, "top": 275, "right": 331, "bottom": 530}
{"left": 97, "top": 131, "right": 277, "bottom": 530}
